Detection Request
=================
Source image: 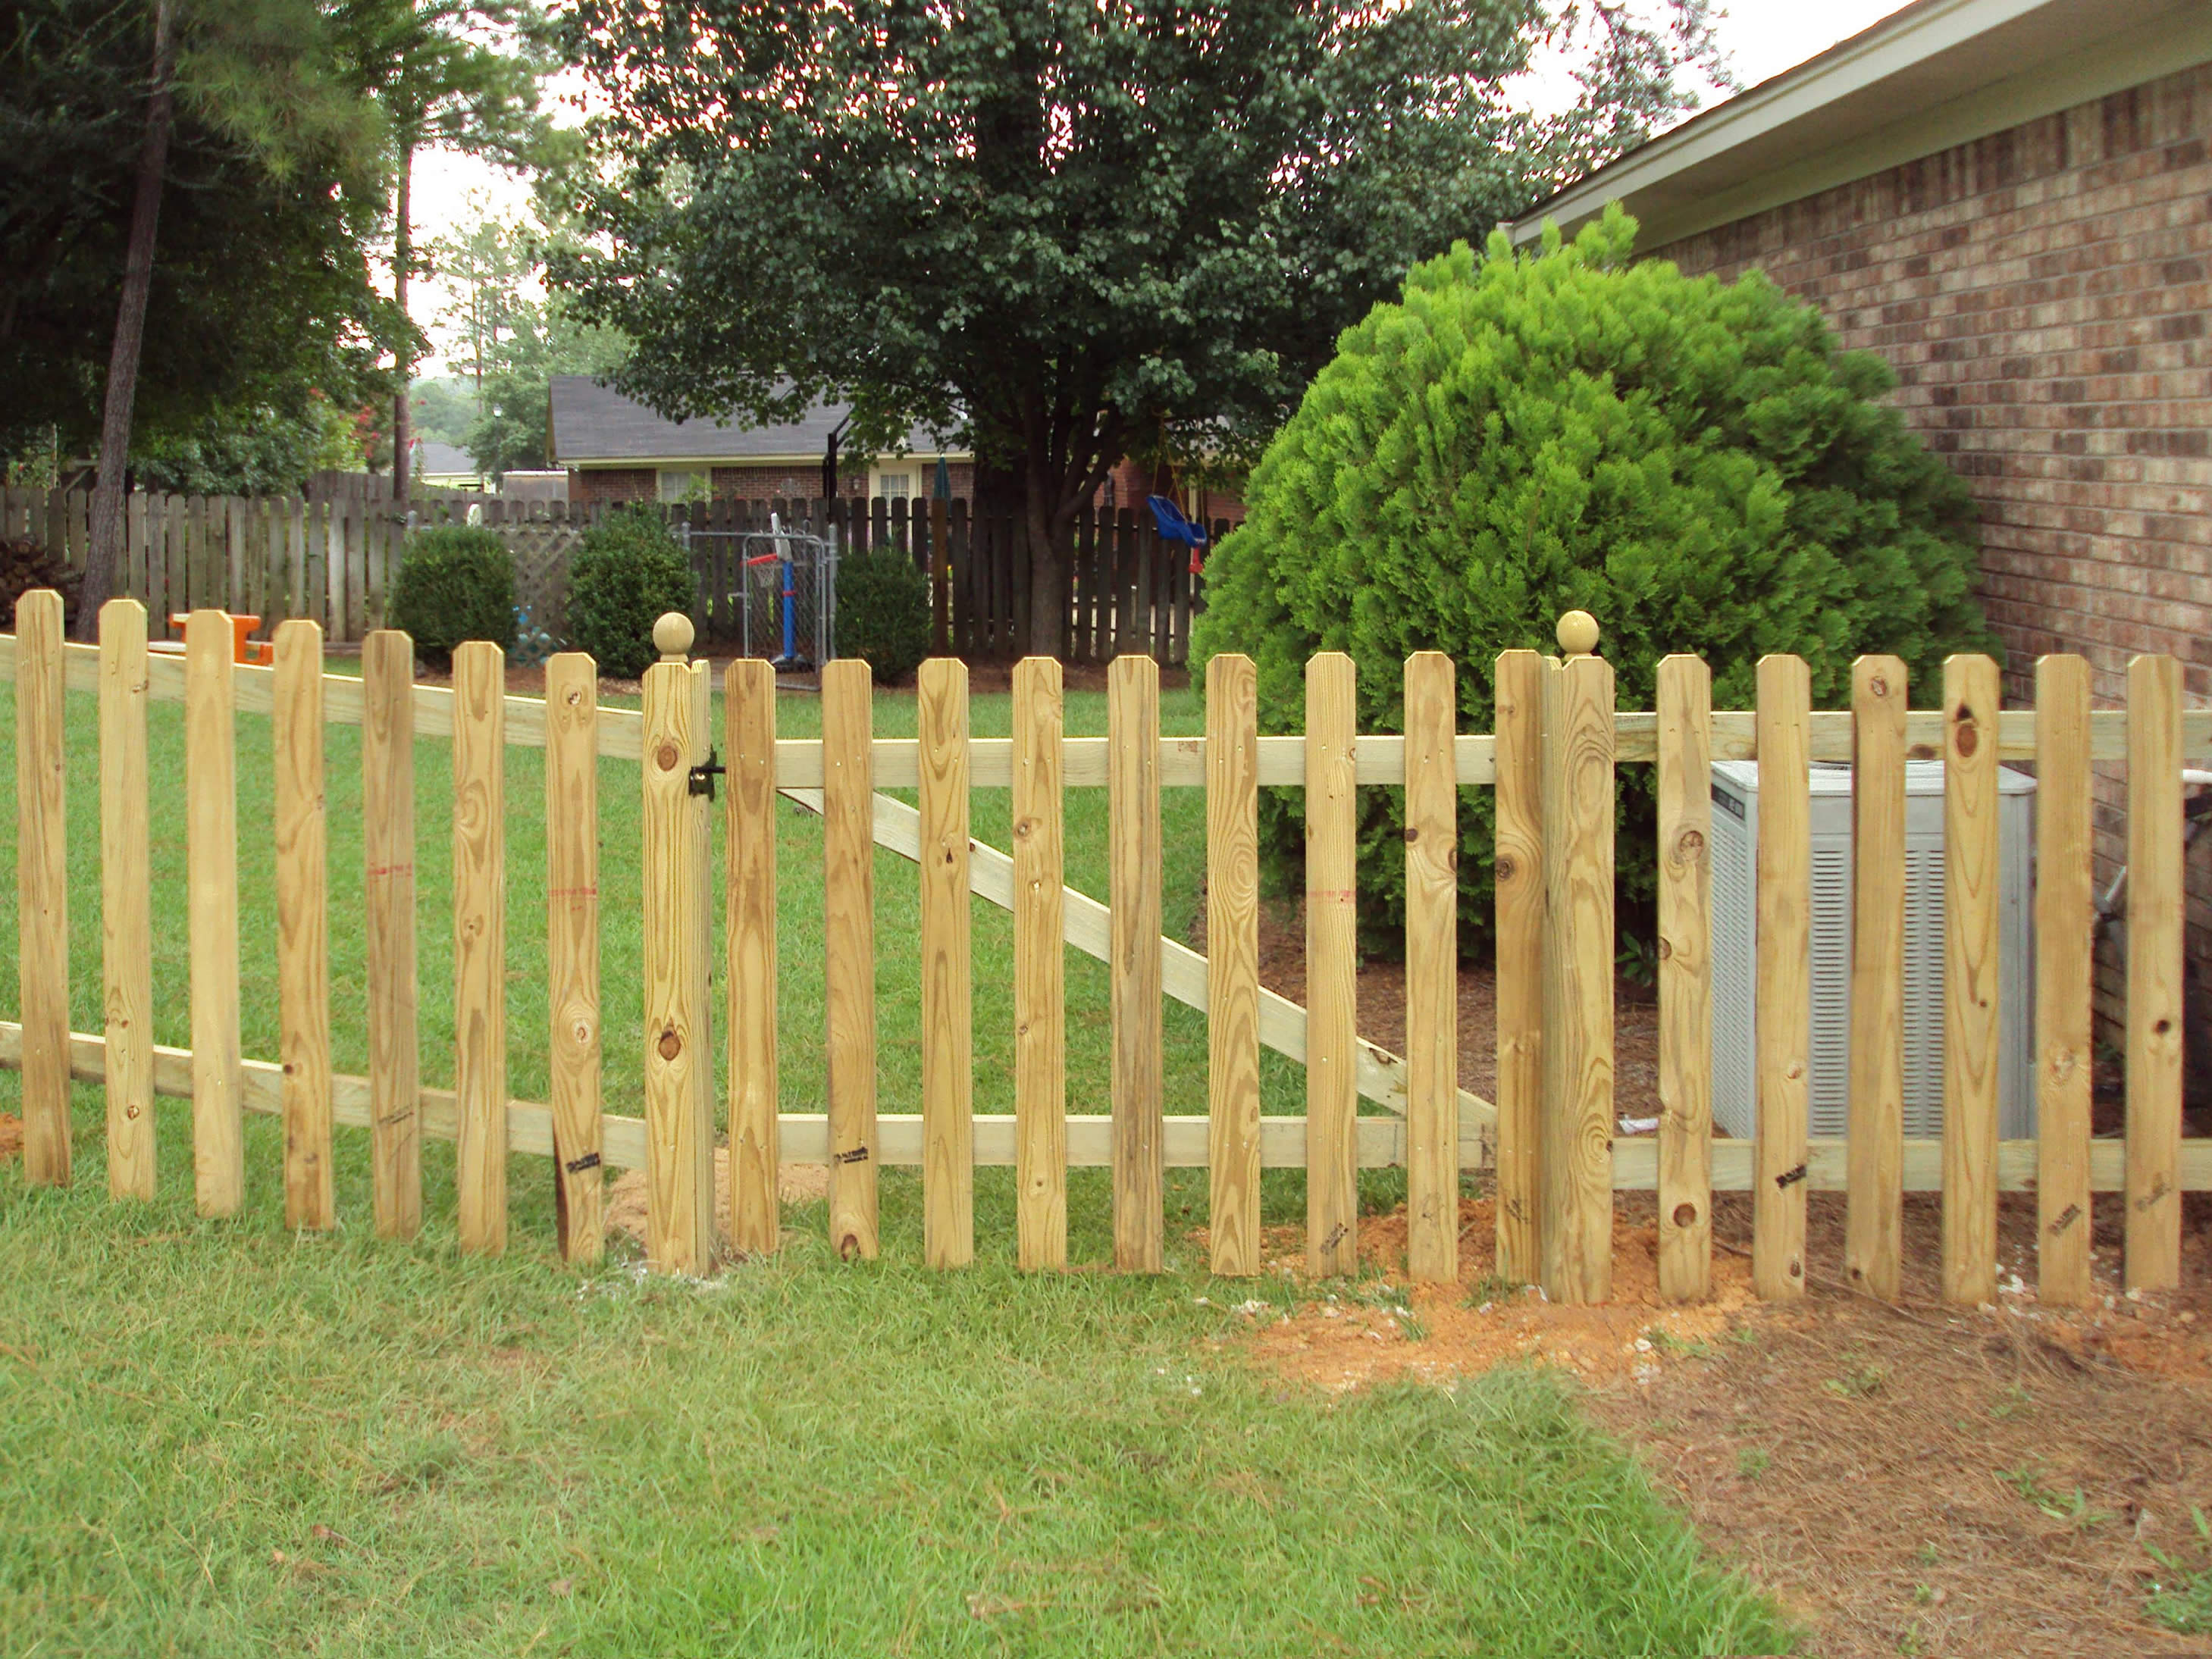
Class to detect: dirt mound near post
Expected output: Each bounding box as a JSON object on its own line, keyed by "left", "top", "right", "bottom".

{"left": 603, "top": 1150, "right": 829, "bottom": 1247}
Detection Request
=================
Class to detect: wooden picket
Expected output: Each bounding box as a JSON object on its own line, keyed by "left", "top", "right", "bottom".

{"left": 2, "top": 598, "right": 2205, "bottom": 1310}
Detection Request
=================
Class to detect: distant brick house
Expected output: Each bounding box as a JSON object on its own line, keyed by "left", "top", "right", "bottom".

{"left": 550, "top": 376, "right": 975, "bottom": 507}
{"left": 1509, "top": 0, "right": 2212, "bottom": 1054}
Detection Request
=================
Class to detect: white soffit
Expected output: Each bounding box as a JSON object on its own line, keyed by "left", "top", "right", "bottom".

{"left": 1509, "top": 0, "right": 2212, "bottom": 250}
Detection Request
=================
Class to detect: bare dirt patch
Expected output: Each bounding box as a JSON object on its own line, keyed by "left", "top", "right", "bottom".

{"left": 603, "top": 1150, "right": 828, "bottom": 1251}
{"left": 1220, "top": 1186, "right": 2212, "bottom": 1658}
{"left": 0, "top": 1114, "right": 20, "bottom": 1162}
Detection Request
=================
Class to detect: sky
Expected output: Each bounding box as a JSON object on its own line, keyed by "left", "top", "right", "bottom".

{"left": 406, "top": 0, "right": 1913, "bottom": 372}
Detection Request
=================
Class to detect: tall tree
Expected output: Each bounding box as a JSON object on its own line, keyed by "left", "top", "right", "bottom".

{"left": 559, "top": 0, "right": 1725, "bottom": 654}
{"left": 5, "top": 0, "right": 396, "bottom": 633}
{"left": 337, "top": 0, "right": 552, "bottom": 500}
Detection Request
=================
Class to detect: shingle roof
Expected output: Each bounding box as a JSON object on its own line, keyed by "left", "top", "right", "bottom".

{"left": 414, "top": 440, "right": 478, "bottom": 478}
{"left": 548, "top": 376, "right": 963, "bottom": 463}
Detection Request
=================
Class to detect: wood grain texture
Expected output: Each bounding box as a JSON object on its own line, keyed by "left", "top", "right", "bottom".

{"left": 1404, "top": 652, "right": 1459, "bottom": 1285}
{"left": 1110, "top": 655, "right": 1164, "bottom": 1272}
{"left": 1753, "top": 654, "right": 1809, "bottom": 1301}
{"left": 641, "top": 654, "right": 711, "bottom": 1274}
{"left": 452, "top": 642, "right": 508, "bottom": 1257}
{"left": 918, "top": 658, "right": 975, "bottom": 1268}
{"left": 274, "top": 621, "right": 334, "bottom": 1231}
{"left": 1305, "top": 653, "right": 1360, "bottom": 1278}
{"left": 1538, "top": 653, "right": 1615, "bottom": 1305}
{"left": 1847, "top": 656, "right": 1907, "bottom": 1303}
{"left": 726, "top": 657, "right": 781, "bottom": 1257}
{"left": 1655, "top": 655, "right": 1711, "bottom": 1302}
{"left": 186, "top": 609, "right": 242, "bottom": 1215}
{"left": 2125, "top": 652, "right": 2183, "bottom": 1291}
{"left": 1013, "top": 656, "right": 1067, "bottom": 1272}
{"left": 362, "top": 631, "right": 421, "bottom": 1238}
{"left": 99, "top": 600, "right": 153, "bottom": 1199}
{"left": 1941, "top": 655, "right": 2001, "bottom": 1306}
{"left": 2033, "top": 655, "right": 2093, "bottom": 1306}
{"left": 1492, "top": 649, "right": 1545, "bottom": 1282}
{"left": 1205, "top": 654, "right": 1261, "bottom": 1277}
{"left": 822, "top": 659, "right": 879, "bottom": 1260}
{"left": 546, "top": 653, "right": 603, "bottom": 1266}
{"left": 17, "top": 590, "right": 69, "bottom": 1186}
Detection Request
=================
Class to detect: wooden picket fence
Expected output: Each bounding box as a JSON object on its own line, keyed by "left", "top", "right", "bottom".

{"left": 4, "top": 597, "right": 2205, "bottom": 1301}
{"left": 1, "top": 487, "right": 1219, "bottom": 663}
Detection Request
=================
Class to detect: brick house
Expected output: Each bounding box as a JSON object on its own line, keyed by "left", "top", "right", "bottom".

{"left": 550, "top": 375, "right": 975, "bottom": 507}
{"left": 1507, "top": 0, "right": 2212, "bottom": 1064}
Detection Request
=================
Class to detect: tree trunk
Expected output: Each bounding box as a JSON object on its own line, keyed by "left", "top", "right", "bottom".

{"left": 1023, "top": 484, "right": 1067, "bottom": 659}
{"left": 77, "top": 0, "right": 176, "bottom": 641}
{"left": 390, "top": 145, "right": 414, "bottom": 503}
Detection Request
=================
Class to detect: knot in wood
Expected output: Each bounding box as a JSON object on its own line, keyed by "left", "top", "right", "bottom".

{"left": 657, "top": 1028, "right": 682, "bottom": 1062}
{"left": 1402, "top": 825, "right": 1418, "bottom": 844}
{"left": 1953, "top": 715, "right": 1979, "bottom": 757}
{"left": 1676, "top": 828, "right": 1705, "bottom": 858}
{"left": 1495, "top": 855, "right": 1518, "bottom": 883}
{"left": 1671, "top": 1202, "right": 1697, "bottom": 1229}
{"left": 656, "top": 742, "right": 681, "bottom": 772}
{"left": 1657, "top": 936, "right": 1673, "bottom": 961}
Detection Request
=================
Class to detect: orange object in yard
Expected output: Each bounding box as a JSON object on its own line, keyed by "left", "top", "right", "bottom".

{"left": 168, "top": 612, "right": 274, "bottom": 666}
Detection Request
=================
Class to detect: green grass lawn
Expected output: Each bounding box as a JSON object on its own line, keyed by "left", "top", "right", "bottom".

{"left": 0, "top": 671, "right": 1791, "bottom": 1657}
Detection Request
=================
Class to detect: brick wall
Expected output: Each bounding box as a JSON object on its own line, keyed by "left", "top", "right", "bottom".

{"left": 568, "top": 461, "right": 976, "bottom": 505}
{"left": 567, "top": 467, "right": 656, "bottom": 506}
{"left": 1647, "top": 60, "right": 2212, "bottom": 1058}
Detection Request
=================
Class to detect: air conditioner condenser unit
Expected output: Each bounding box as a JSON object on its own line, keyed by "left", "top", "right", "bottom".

{"left": 1707, "top": 759, "right": 2038, "bottom": 1143}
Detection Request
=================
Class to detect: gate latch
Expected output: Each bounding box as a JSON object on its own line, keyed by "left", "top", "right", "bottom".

{"left": 688, "top": 747, "right": 726, "bottom": 801}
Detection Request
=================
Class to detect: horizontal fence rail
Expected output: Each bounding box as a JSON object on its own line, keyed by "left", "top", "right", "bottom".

{"left": 2, "top": 597, "right": 2204, "bottom": 1307}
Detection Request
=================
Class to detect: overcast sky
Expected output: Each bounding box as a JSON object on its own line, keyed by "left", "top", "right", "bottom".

{"left": 408, "top": 0, "right": 1913, "bottom": 371}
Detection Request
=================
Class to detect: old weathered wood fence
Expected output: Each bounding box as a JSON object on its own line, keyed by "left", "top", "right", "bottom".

{"left": 5, "top": 598, "right": 2205, "bottom": 1303}
{"left": 0, "top": 487, "right": 1218, "bottom": 664}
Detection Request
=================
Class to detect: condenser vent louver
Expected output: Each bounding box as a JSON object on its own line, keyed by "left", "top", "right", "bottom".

{"left": 1708, "top": 759, "right": 2037, "bottom": 1143}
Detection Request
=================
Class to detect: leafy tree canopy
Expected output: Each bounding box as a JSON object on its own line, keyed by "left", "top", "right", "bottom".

{"left": 0, "top": 0, "right": 400, "bottom": 462}
{"left": 555, "top": 0, "right": 1725, "bottom": 653}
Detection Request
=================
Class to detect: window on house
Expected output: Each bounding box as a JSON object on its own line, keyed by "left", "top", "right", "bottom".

{"left": 657, "top": 468, "right": 708, "bottom": 502}
{"left": 877, "top": 471, "right": 912, "bottom": 498}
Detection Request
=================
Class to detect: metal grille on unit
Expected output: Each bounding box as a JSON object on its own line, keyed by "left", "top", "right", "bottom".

{"left": 1706, "top": 759, "right": 2038, "bottom": 1143}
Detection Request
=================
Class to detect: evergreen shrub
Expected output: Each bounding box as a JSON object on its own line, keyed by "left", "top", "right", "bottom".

{"left": 389, "top": 526, "right": 514, "bottom": 668}
{"left": 1191, "top": 207, "right": 1994, "bottom": 947}
{"left": 834, "top": 546, "right": 931, "bottom": 684}
{"left": 566, "top": 507, "right": 695, "bottom": 679}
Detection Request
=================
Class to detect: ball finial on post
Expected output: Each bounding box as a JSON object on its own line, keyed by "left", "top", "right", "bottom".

{"left": 653, "top": 612, "right": 695, "bottom": 663}
{"left": 1556, "top": 610, "right": 1599, "bottom": 658}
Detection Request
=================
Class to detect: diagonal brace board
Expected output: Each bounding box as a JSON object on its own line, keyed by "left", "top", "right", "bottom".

{"left": 779, "top": 785, "right": 1497, "bottom": 1155}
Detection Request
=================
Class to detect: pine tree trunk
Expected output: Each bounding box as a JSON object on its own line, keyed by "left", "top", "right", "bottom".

{"left": 77, "top": 0, "right": 175, "bottom": 641}
{"left": 1023, "top": 487, "right": 1067, "bottom": 659}
{"left": 390, "top": 145, "right": 414, "bottom": 502}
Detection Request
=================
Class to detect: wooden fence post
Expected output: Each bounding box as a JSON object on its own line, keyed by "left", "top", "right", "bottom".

{"left": 453, "top": 640, "right": 508, "bottom": 1257}
{"left": 186, "top": 609, "right": 243, "bottom": 1216}
{"left": 1206, "top": 653, "right": 1261, "bottom": 1277}
{"left": 1110, "top": 654, "right": 1164, "bottom": 1272}
{"left": 1492, "top": 647, "right": 1545, "bottom": 1283}
{"left": 1014, "top": 656, "right": 1068, "bottom": 1271}
{"left": 1941, "top": 654, "right": 2001, "bottom": 1306}
{"left": 1404, "top": 651, "right": 1458, "bottom": 1284}
{"left": 641, "top": 615, "right": 712, "bottom": 1273}
{"left": 822, "top": 656, "right": 879, "bottom": 1260}
{"left": 1847, "top": 656, "right": 1907, "bottom": 1302}
{"left": 2126, "top": 652, "right": 2183, "bottom": 1291}
{"left": 2035, "top": 654, "right": 2093, "bottom": 1306}
{"left": 1753, "top": 653, "right": 1809, "bottom": 1301}
{"left": 99, "top": 599, "right": 154, "bottom": 1200}
{"left": 16, "top": 590, "right": 69, "bottom": 1188}
{"left": 547, "top": 652, "right": 604, "bottom": 1266}
{"left": 1656, "top": 653, "right": 1711, "bottom": 1302}
{"left": 1538, "top": 615, "right": 1613, "bottom": 1305}
{"left": 1306, "top": 652, "right": 1359, "bottom": 1278}
{"left": 362, "top": 630, "right": 421, "bottom": 1238}
{"left": 919, "top": 657, "right": 975, "bottom": 1268}
{"left": 274, "top": 620, "right": 334, "bottom": 1231}
{"left": 727, "top": 657, "right": 781, "bottom": 1257}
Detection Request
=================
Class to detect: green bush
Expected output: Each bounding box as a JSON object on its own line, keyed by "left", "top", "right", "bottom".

{"left": 834, "top": 546, "right": 931, "bottom": 684}
{"left": 566, "top": 507, "right": 695, "bottom": 679}
{"left": 1191, "top": 207, "right": 1994, "bottom": 949}
{"left": 388, "top": 526, "right": 514, "bottom": 668}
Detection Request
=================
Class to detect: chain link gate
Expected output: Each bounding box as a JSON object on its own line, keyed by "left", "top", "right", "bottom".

{"left": 683, "top": 518, "right": 837, "bottom": 668}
